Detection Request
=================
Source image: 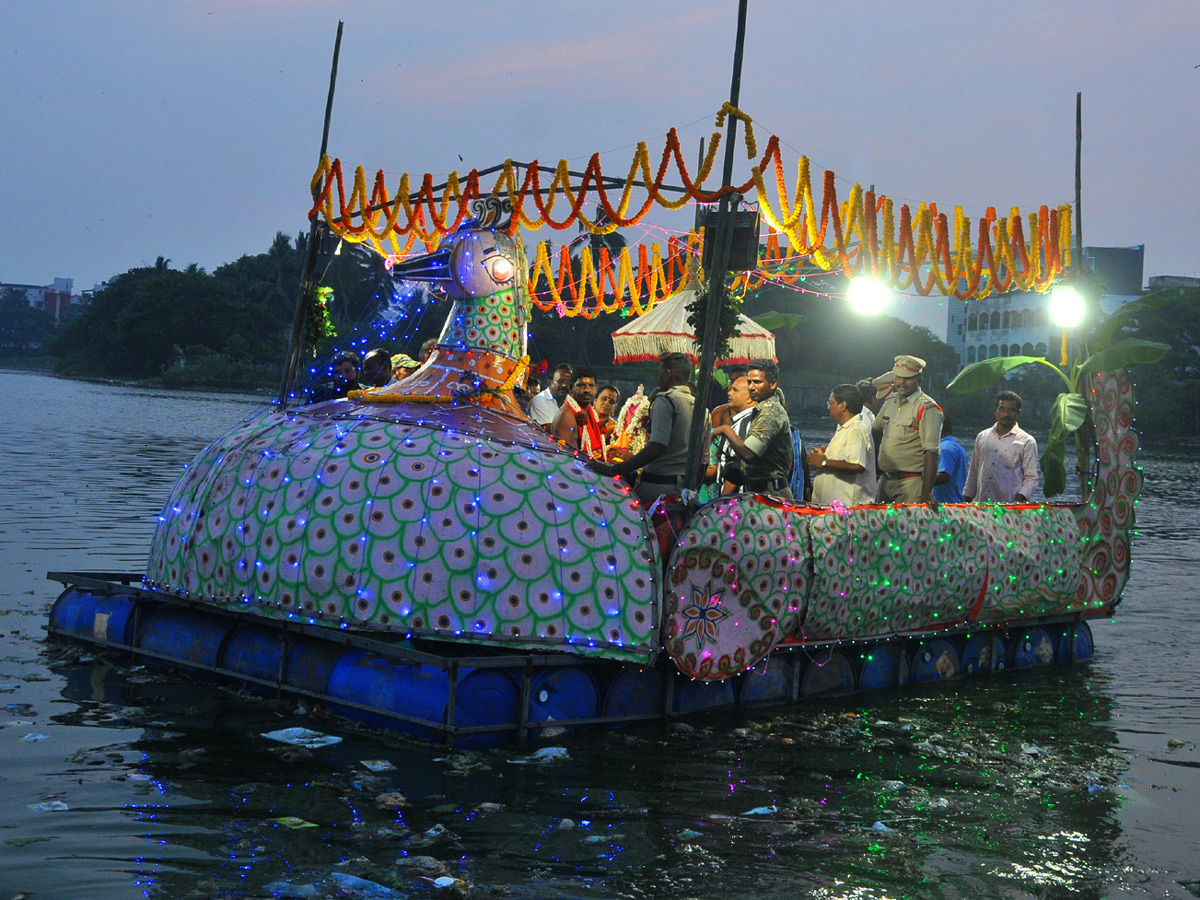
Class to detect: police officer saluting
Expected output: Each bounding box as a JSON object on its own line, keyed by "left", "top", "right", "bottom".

{"left": 872, "top": 354, "right": 943, "bottom": 506}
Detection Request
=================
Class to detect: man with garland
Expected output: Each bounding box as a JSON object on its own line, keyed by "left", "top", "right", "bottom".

{"left": 552, "top": 367, "right": 607, "bottom": 462}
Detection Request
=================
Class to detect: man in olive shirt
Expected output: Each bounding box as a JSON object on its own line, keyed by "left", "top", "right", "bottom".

{"left": 711, "top": 359, "right": 793, "bottom": 499}
{"left": 872, "top": 354, "right": 943, "bottom": 505}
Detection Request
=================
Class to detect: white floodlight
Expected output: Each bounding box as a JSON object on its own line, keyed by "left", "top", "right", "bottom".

{"left": 847, "top": 276, "right": 889, "bottom": 316}
{"left": 1050, "top": 284, "right": 1085, "bottom": 328}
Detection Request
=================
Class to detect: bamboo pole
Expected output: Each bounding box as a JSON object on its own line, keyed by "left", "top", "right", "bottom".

{"left": 682, "top": 0, "right": 749, "bottom": 498}
{"left": 277, "top": 21, "right": 345, "bottom": 408}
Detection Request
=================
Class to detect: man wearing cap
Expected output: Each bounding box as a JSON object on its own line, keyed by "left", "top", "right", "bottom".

{"left": 390, "top": 353, "right": 422, "bottom": 382}
{"left": 872, "top": 354, "right": 943, "bottom": 505}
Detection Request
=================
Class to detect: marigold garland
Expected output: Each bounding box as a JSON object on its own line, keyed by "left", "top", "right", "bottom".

{"left": 309, "top": 106, "right": 1072, "bottom": 308}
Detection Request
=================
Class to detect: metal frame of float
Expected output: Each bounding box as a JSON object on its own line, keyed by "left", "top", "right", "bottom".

{"left": 46, "top": 571, "right": 1110, "bottom": 747}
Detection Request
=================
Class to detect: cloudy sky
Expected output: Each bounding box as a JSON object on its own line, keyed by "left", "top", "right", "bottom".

{"left": 3, "top": 0, "right": 1197, "bottom": 333}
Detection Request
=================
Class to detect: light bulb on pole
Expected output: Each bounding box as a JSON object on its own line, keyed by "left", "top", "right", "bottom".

{"left": 847, "top": 276, "right": 890, "bottom": 316}
{"left": 1050, "top": 284, "right": 1085, "bottom": 328}
{"left": 1050, "top": 283, "right": 1085, "bottom": 365}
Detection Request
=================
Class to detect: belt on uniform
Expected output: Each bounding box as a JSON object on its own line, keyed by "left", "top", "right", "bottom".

{"left": 638, "top": 473, "right": 681, "bottom": 485}
{"left": 883, "top": 471, "right": 922, "bottom": 479}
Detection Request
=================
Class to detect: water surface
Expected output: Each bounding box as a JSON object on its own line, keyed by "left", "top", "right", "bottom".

{"left": 1, "top": 371, "right": 1197, "bottom": 899}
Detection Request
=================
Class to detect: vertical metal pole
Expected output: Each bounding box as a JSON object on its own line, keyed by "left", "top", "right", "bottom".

{"left": 278, "top": 21, "right": 345, "bottom": 408}
{"left": 1074, "top": 91, "right": 1083, "bottom": 268}
{"left": 683, "top": 0, "right": 750, "bottom": 496}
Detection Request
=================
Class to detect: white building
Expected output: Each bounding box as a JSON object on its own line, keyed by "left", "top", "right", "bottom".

{"left": 946, "top": 245, "right": 1145, "bottom": 367}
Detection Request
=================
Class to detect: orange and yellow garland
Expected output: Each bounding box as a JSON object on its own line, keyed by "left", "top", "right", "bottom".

{"left": 310, "top": 105, "right": 1072, "bottom": 310}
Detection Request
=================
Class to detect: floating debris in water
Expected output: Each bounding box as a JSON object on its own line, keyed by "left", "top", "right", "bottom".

{"left": 373, "top": 791, "right": 407, "bottom": 809}
{"left": 262, "top": 726, "right": 342, "bottom": 748}
{"left": 507, "top": 746, "right": 569, "bottom": 764}
{"left": 272, "top": 815, "right": 319, "bottom": 829}
{"left": 27, "top": 800, "right": 68, "bottom": 812}
{"left": 361, "top": 759, "right": 396, "bottom": 772}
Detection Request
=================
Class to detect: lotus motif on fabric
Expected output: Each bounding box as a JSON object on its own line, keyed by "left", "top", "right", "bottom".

{"left": 679, "top": 586, "right": 731, "bottom": 650}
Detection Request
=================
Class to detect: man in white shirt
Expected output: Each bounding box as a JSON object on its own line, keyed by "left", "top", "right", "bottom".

{"left": 964, "top": 390, "right": 1040, "bottom": 503}
{"left": 528, "top": 363, "right": 572, "bottom": 428}
{"left": 808, "top": 383, "right": 877, "bottom": 507}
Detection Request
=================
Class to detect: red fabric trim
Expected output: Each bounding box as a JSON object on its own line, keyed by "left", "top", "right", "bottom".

{"left": 969, "top": 571, "right": 990, "bottom": 621}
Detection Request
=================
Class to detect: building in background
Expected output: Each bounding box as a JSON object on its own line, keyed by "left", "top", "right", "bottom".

{"left": 1148, "top": 274, "right": 1200, "bottom": 291}
{"left": 946, "top": 245, "right": 1146, "bottom": 367}
{"left": 0, "top": 277, "right": 74, "bottom": 322}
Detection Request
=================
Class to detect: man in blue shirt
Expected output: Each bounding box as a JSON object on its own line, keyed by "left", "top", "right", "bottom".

{"left": 933, "top": 413, "right": 968, "bottom": 503}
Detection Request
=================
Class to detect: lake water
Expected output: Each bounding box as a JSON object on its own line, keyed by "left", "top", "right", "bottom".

{"left": 1, "top": 370, "right": 1198, "bottom": 900}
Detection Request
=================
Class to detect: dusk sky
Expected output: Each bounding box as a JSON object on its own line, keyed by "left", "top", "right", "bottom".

{"left": 4, "top": 0, "right": 1197, "bottom": 334}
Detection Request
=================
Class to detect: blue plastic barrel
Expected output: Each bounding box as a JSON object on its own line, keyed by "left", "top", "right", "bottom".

{"left": 739, "top": 656, "right": 795, "bottom": 706}
{"left": 801, "top": 649, "right": 856, "bottom": 697}
{"left": 857, "top": 643, "right": 909, "bottom": 690}
{"left": 600, "top": 667, "right": 665, "bottom": 721}
{"left": 325, "top": 650, "right": 519, "bottom": 748}
{"left": 528, "top": 667, "right": 598, "bottom": 732}
{"left": 49, "top": 588, "right": 139, "bottom": 648}
{"left": 961, "top": 633, "right": 1007, "bottom": 675}
{"left": 672, "top": 675, "right": 736, "bottom": 714}
{"left": 1009, "top": 627, "right": 1055, "bottom": 668}
{"left": 1052, "top": 621, "right": 1094, "bottom": 663}
{"left": 284, "top": 636, "right": 346, "bottom": 694}
{"left": 908, "top": 639, "right": 960, "bottom": 683}
{"left": 136, "top": 607, "right": 236, "bottom": 680}
{"left": 222, "top": 626, "right": 285, "bottom": 685}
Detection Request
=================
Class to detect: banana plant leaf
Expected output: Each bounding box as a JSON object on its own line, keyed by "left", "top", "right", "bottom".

{"left": 1047, "top": 392, "right": 1088, "bottom": 443}
{"left": 1088, "top": 290, "right": 1175, "bottom": 348}
{"left": 1077, "top": 338, "right": 1169, "bottom": 377}
{"left": 1041, "top": 392, "right": 1088, "bottom": 498}
{"left": 1041, "top": 438, "right": 1068, "bottom": 497}
{"left": 751, "top": 311, "right": 806, "bottom": 331}
{"left": 946, "top": 356, "right": 1050, "bottom": 394}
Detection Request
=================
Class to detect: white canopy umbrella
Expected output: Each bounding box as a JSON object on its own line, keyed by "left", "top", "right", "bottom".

{"left": 610, "top": 276, "right": 777, "bottom": 365}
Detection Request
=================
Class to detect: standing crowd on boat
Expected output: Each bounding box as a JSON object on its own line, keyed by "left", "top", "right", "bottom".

{"left": 309, "top": 342, "right": 1042, "bottom": 511}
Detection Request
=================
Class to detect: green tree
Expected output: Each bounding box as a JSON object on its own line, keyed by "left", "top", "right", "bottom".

{"left": 1122, "top": 287, "right": 1200, "bottom": 437}
{"left": 48, "top": 263, "right": 276, "bottom": 379}
{"left": 0, "top": 288, "right": 57, "bottom": 355}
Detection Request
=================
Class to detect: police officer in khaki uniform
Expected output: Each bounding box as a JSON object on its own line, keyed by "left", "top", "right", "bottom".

{"left": 872, "top": 355, "right": 943, "bottom": 505}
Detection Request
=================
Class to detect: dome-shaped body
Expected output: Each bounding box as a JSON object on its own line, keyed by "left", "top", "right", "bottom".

{"left": 146, "top": 399, "right": 661, "bottom": 662}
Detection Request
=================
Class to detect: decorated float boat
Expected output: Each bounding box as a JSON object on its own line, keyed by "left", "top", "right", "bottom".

{"left": 47, "top": 112, "right": 1138, "bottom": 748}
